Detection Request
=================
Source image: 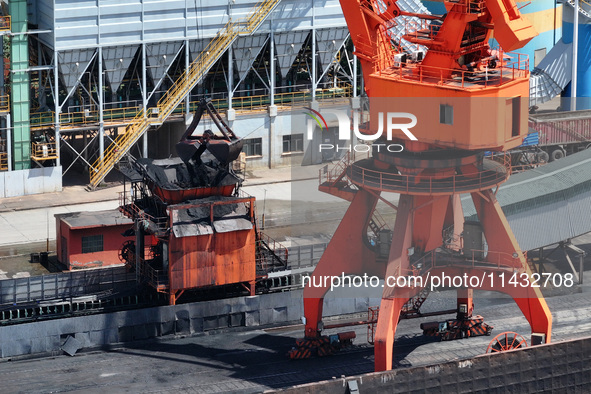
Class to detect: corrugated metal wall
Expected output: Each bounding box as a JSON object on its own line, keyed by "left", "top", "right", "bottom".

{"left": 36, "top": 0, "right": 346, "bottom": 51}
{"left": 169, "top": 229, "right": 257, "bottom": 292}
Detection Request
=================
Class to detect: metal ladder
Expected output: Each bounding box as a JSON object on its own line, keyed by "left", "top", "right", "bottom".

{"left": 89, "top": 0, "right": 281, "bottom": 188}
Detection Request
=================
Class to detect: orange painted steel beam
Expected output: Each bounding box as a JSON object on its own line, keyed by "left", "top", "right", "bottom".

{"left": 304, "top": 180, "right": 552, "bottom": 370}
{"left": 303, "top": 188, "right": 380, "bottom": 338}
{"left": 300, "top": 0, "right": 548, "bottom": 372}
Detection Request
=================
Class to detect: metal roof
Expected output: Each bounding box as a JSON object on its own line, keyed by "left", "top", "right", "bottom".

{"left": 56, "top": 209, "right": 133, "bottom": 230}
{"left": 171, "top": 198, "right": 253, "bottom": 238}
{"left": 462, "top": 148, "right": 591, "bottom": 251}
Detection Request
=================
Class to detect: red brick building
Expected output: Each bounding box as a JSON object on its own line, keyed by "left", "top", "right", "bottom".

{"left": 55, "top": 209, "right": 134, "bottom": 270}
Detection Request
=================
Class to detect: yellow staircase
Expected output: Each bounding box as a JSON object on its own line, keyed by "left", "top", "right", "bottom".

{"left": 89, "top": 0, "right": 281, "bottom": 187}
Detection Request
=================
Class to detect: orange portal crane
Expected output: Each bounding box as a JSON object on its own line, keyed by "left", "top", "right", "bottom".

{"left": 291, "top": 0, "right": 552, "bottom": 371}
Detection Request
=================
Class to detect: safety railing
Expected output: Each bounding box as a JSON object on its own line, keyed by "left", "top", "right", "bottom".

{"left": 118, "top": 191, "right": 169, "bottom": 234}
{"left": 0, "top": 95, "right": 8, "bottom": 112}
{"left": 241, "top": 0, "right": 281, "bottom": 33}
{"left": 0, "top": 266, "right": 135, "bottom": 305}
{"left": 0, "top": 16, "right": 10, "bottom": 32}
{"left": 388, "top": 51, "right": 529, "bottom": 90}
{"left": 348, "top": 154, "right": 511, "bottom": 194}
{"left": 353, "top": 33, "right": 393, "bottom": 71}
{"left": 31, "top": 105, "right": 143, "bottom": 131}
{"left": 0, "top": 152, "right": 7, "bottom": 171}
{"left": 445, "top": 0, "right": 486, "bottom": 13}
{"left": 403, "top": 18, "right": 439, "bottom": 42}
{"left": 30, "top": 84, "right": 353, "bottom": 131}
{"left": 89, "top": 0, "right": 281, "bottom": 187}
{"left": 139, "top": 260, "right": 169, "bottom": 290}
{"left": 318, "top": 149, "right": 371, "bottom": 186}
{"left": 408, "top": 248, "right": 528, "bottom": 276}
{"left": 31, "top": 142, "right": 58, "bottom": 161}
{"left": 173, "top": 195, "right": 257, "bottom": 224}
{"left": 256, "top": 232, "right": 289, "bottom": 273}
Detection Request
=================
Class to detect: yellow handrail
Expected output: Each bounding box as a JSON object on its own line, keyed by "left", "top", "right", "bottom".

{"left": 31, "top": 142, "right": 58, "bottom": 160}
{"left": 0, "top": 152, "right": 7, "bottom": 171}
{"left": 32, "top": 83, "right": 350, "bottom": 131}
{"left": 89, "top": 0, "right": 281, "bottom": 187}
{"left": 0, "top": 95, "right": 9, "bottom": 112}
{"left": 0, "top": 16, "right": 10, "bottom": 32}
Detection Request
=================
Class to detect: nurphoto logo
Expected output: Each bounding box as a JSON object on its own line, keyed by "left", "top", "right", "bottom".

{"left": 304, "top": 107, "right": 418, "bottom": 153}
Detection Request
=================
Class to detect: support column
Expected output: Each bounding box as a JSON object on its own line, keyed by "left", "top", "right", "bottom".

{"left": 227, "top": 44, "right": 235, "bottom": 124}
{"left": 54, "top": 50, "right": 61, "bottom": 167}
{"left": 185, "top": 40, "right": 190, "bottom": 116}
{"left": 228, "top": 44, "right": 233, "bottom": 110}
{"left": 267, "top": 18, "right": 277, "bottom": 169}
{"left": 0, "top": 32, "right": 3, "bottom": 95}
{"left": 580, "top": 252, "right": 584, "bottom": 284}
{"left": 471, "top": 189, "right": 552, "bottom": 342}
{"left": 311, "top": 28, "right": 317, "bottom": 103}
{"left": 375, "top": 194, "right": 417, "bottom": 371}
{"left": 10, "top": 0, "right": 30, "bottom": 170}
{"left": 268, "top": 105, "right": 276, "bottom": 169}
{"left": 6, "top": 113, "right": 11, "bottom": 171}
{"left": 572, "top": 0, "right": 579, "bottom": 110}
{"left": 135, "top": 219, "right": 144, "bottom": 285}
{"left": 141, "top": 43, "right": 148, "bottom": 157}
{"left": 311, "top": 0, "right": 317, "bottom": 102}
{"left": 353, "top": 49, "right": 357, "bottom": 98}
{"left": 98, "top": 47, "right": 104, "bottom": 161}
{"left": 270, "top": 19, "right": 275, "bottom": 107}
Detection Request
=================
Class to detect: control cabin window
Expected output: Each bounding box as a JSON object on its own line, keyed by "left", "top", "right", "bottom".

{"left": 440, "top": 104, "right": 453, "bottom": 125}
{"left": 283, "top": 134, "right": 304, "bottom": 153}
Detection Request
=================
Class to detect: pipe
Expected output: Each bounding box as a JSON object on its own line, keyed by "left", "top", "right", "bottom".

{"left": 54, "top": 50, "right": 61, "bottom": 167}
{"left": 353, "top": 46, "right": 357, "bottom": 98}
{"left": 142, "top": 43, "right": 148, "bottom": 157}
{"left": 572, "top": 0, "right": 579, "bottom": 110}
{"left": 98, "top": 46, "right": 104, "bottom": 161}
{"left": 228, "top": 44, "right": 233, "bottom": 109}
{"left": 270, "top": 17, "right": 275, "bottom": 107}
{"left": 185, "top": 39, "right": 190, "bottom": 116}
{"left": 312, "top": 0, "right": 316, "bottom": 101}
{"left": 6, "top": 113, "right": 11, "bottom": 171}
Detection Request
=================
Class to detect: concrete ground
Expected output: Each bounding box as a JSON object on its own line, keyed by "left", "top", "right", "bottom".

{"left": 1, "top": 162, "right": 591, "bottom": 393}
{"left": 0, "top": 163, "right": 374, "bottom": 277}
{"left": 0, "top": 289, "right": 590, "bottom": 394}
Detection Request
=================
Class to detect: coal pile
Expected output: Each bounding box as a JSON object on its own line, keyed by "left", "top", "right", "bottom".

{"left": 137, "top": 157, "right": 239, "bottom": 191}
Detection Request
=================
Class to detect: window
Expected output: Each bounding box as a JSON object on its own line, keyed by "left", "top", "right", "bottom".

{"left": 511, "top": 97, "right": 521, "bottom": 137}
{"left": 534, "top": 48, "right": 547, "bottom": 67}
{"left": 440, "top": 104, "right": 453, "bottom": 125}
{"left": 283, "top": 134, "right": 304, "bottom": 153}
{"left": 243, "top": 138, "right": 262, "bottom": 157}
{"left": 81, "top": 235, "right": 103, "bottom": 254}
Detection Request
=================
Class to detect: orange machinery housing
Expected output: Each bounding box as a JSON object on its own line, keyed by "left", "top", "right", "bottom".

{"left": 296, "top": 0, "right": 552, "bottom": 371}
{"left": 165, "top": 196, "right": 257, "bottom": 301}
{"left": 118, "top": 157, "right": 260, "bottom": 305}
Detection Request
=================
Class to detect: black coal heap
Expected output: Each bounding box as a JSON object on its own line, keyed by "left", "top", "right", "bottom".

{"left": 137, "top": 156, "right": 238, "bottom": 190}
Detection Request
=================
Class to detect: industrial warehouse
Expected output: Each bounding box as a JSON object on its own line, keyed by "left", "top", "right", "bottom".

{"left": 0, "top": 0, "right": 590, "bottom": 392}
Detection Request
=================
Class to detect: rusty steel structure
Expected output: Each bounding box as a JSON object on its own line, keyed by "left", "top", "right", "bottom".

{"left": 292, "top": 0, "right": 553, "bottom": 370}
{"left": 118, "top": 99, "right": 287, "bottom": 305}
